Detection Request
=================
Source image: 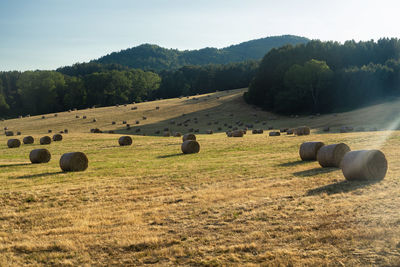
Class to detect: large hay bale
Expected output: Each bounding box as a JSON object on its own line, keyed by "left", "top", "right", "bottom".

{"left": 341, "top": 150, "right": 388, "bottom": 181}
{"left": 299, "top": 141, "right": 325, "bottom": 161}
{"left": 7, "top": 139, "right": 20, "bottom": 148}
{"left": 29, "top": 149, "right": 51, "bottom": 164}
{"left": 163, "top": 131, "right": 171, "bottom": 137}
{"left": 183, "top": 133, "right": 196, "bottom": 142}
{"left": 181, "top": 140, "right": 200, "bottom": 154}
{"left": 118, "top": 136, "right": 132, "bottom": 146}
{"left": 174, "top": 132, "right": 182, "bottom": 137}
{"left": 317, "top": 143, "right": 351, "bottom": 168}
{"left": 269, "top": 131, "right": 280, "bottom": 136}
{"left": 206, "top": 130, "right": 213, "bottom": 134}
{"left": 5, "top": 131, "right": 14, "bottom": 136}
{"left": 40, "top": 136, "right": 51, "bottom": 145}
{"left": 295, "top": 126, "right": 310, "bottom": 136}
{"left": 59, "top": 152, "right": 88, "bottom": 172}
{"left": 53, "top": 134, "right": 63, "bottom": 141}
{"left": 23, "top": 136, "right": 34, "bottom": 144}
{"left": 232, "top": 130, "right": 244, "bottom": 137}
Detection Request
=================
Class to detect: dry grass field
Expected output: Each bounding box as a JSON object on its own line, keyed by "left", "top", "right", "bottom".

{"left": 0, "top": 89, "right": 400, "bottom": 266}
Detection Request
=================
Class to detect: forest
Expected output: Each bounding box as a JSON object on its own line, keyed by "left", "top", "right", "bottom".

{"left": 245, "top": 38, "right": 400, "bottom": 113}
{"left": 2, "top": 38, "right": 400, "bottom": 118}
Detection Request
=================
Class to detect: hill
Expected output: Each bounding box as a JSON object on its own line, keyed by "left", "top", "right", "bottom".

{"left": 95, "top": 35, "right": 309, "bottom": 71}
{"left": 0, "top": 89, "right": 399, "bottom": 265}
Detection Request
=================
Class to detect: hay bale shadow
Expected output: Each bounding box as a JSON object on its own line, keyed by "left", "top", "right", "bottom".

{"left": 307, "top": 180, "right": 379, "bottom": 195}
{"left": 157, "top": 153, "right": 185, "bottom": 159}
{"left": 293, "top": 167, "right": 337, "bottom": 177}
{"left": 0, "top": 163, "right": 31, "bottom": 168}
{"left": 277, "top": 160, "right": 312, "bottom": 167}
{"left": 12, "top": 171, "right": 65, "bottom": 179}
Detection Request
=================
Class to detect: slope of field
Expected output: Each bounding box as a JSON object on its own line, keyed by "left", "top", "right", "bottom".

{"left": 0, "top": 90, "right": 400, "bottom": 265}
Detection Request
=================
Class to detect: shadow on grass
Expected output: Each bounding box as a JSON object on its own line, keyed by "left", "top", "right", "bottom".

{"left": 293, "top": 167, "right": 337, "bottom": 177}
{"left": 0, "top": 163, "right": 31, "bottom": 168}
{"left": 157, "top": 153, "right": 185, "bottom": 159}
{"left": 307, "top": 180, "right": 379, "bottom": 195}
{"left": 11, "top": 171, "right": 65, "bottom": 179}
{"left": 277, "top": 160, "right": 311, "bottom": 167}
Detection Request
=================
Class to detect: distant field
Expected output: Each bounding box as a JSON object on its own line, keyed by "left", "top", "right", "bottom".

{"left": 0, "top": 89, "right": 399, "bottom": 265}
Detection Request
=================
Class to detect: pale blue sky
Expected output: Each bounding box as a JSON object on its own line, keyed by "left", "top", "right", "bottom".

{"left": 1, "top": 0, "right": 399, "bottom": 71}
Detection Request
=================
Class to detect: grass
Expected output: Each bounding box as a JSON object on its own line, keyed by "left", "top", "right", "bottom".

{"left": 0, "top": 89, "right": 400, "bottom": 265}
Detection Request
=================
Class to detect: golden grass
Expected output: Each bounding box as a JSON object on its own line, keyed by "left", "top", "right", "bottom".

{"left": 0, "top": 89, "right": 399, "bottom": 265}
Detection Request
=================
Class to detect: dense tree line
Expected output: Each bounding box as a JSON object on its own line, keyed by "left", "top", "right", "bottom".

{"left": 245, "top": 38, "right": 400, "bottom": 113}
{"left": 95, "top": 35, "right": 308, "bottom": 71}
{"left": 0, "top": 64, "right": 161, "bottom": 117}
{"left": 155, "top": 61, "right": 259, "bottom": 98}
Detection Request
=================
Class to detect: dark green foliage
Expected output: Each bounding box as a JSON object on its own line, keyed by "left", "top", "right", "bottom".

{"left": 246, "top": 38, "right": 400, "bottom": 113}
{"left": 95, "top": 35, "right": 309, "bottom": 71}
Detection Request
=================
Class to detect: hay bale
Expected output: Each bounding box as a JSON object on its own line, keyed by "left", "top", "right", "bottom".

{"left": 341, "top": 150, "right": 388, "bottom": 181}
{"left": 174, "top": 132, "right": 182, "bottom": 137}
{"left": 226, "top": 131, "right": 232, "bottom": 137}
{"left": 40, "top": 136, "right": 51, "bottom": 145}
{"left": 59, "top": 152, "right": 88, "bottom": 172}
{"left": 93, "top": 118, "right": 97, "bottom": 122}
{"left": 23, "top": 136, "right": 34, "bottom": 144}
{"left": 183, "top": 133, "right": 196, "bottom": 142}
{"left": 156, "top": 106, "right": 160, "bottom": 110}
{"left": 155, "top": 130, "right": 160, "bottom": 134}
{"left": 194, "top": 129, "right": 199, "bottom": 133}
{"left": 64, "top": 129, "right": 68, "bottom": 133}
{"left": 206, "top": 130, "right": 213, "bottom": 134}
{"left": 48, "top": 129, "right": 52, "bottom": 133}
{"left": 42, "top": 116, "right": 46, "bottom": 119}
{"left": 112, "top": 121, "right": 116, "bottom": 125}
{"left": 93, "top": 128, "right": 102, "bottom": 133}
{"left": 4, "top": 127, "right": 7, "bottom": 130}
{"left": 53, "top": 134, "right": 63, "bottom": 141}
{"left": 323, "top": 127, "right": 330, "bottom": 132}
{"left": 82, "top": 116, "right": 87, "bottom": 119}
{"left": 181, "top": 140, "right": 200, "bottom": 154}
{"left": 7, "top": 139, "right": 20, "bottom": 148}
{"left": 76, "top": 115, "right": 80, "bottom": 118}
{"left": 54, "top": 114, "right": 58, "bottom": 117}
{"left": 16, "top": 131, "right": 21, "bottom": 135}
{"left": 280, "top": 128, "right": 288, "bottom": 133}
{"left": 232, "top": 130, "right": 244, "bottom": 137}
{"left": 5, "top": 131, "right": 14, "bottom": 136}
{"left": 257, "top": 129, "right": 264, "bottom": 134}
{"left": 295, "top": 126, "right": 310, "bottom": 136}
{"left": 163, "top": 131, "right": 171, "bottom": 137}
{"left": 109, "top": 130, "right": 115, "bottom": 134}
{"left": 142, "top": 116, "right": 147, "bottom": 120}
{"left": 252, "top": 129, "right": 258, "bottom": 134}
{"left": 136, "top": 120, "right": 140, "bottom": 124}
{"left": 269, "top": 131, "right": 280, "bottom": 136}
{"left": 287, "top": 129, "right": 294, "bottom": 135}
{"left": 118, "top": 136, "right": 132, "bottom": 146}
{"left": 299, "top": 141, "right": 325, "bottom": 161}
{"left": 317, "top": 143, "right": 351, "bottom": 168}
{"left": 122, "top": 121, "right": 127, "bottom": 124}
{"left": 29, "top": 149, "right": 51, "bottom": 164}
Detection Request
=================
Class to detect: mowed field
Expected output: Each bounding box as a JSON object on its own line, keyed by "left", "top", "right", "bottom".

{"left": 0, "top": 89, "right": 400, "bottom": 266}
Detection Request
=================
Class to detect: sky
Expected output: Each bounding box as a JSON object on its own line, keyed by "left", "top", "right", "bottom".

{"left": 1, "top": 0, "right": 399, "bottom": 71}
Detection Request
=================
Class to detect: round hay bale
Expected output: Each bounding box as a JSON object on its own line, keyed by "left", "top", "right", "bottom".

{"left": 163, "top": 131, "right": 171, "bottom": 137}
{"left": 64, "top": 129, "right": 68, "bottom": 133}
{"left": 183, "top": 133, "right": 196, "bottom": 142}
{"left": 252, "top": 129, "right": 258, "bottom": 134}
{"left": 174, "top": 132, "right": 182, "bottom": 137}
{"left": 53, "top": 134, "right": 62, "bottom": 141}
{"left": 54, "top": 114, "right": 58, "bottom": 117}
{"left": 323, "top": 127, "right": 330, "bottom": 132}
{"left": 76, "top": 115, "right": 80, "bottom": 118}
{"left": 156, "top": 106, "right": 160, "bottom": 110}
{"left": 122, "top": 121, "right": 127, "bottom": 124}
{"left": 93, "top": 118, "right": 97, "bottom": 122}
{"left": 295, "top": 126, "right": 310, "bottom": 136}
{"left": 226, "top": 131, "right": 232, "bottom": 137}
{"left": 59, "top": 152, "right": 88, "bottom": 172}
{"left": 4, "top": 127, "right": 8, "bottom": 130}
{"left": 155, "top": 130, "right": 160, "bottom": 134}
{"left": 5, "top": 131, "right": 14, "bottom": 136}
{"left": 181, "top": 140, "right": 200, "bottom": 154}
{"left": 29, "top": 149, "right": 51, "bottom": 164}
{"left": 112, "top": 121, "right": 116, "bottom": 125}
{"left": 93, "top": 128, "right": 102, "bottom": 133}
{"left": 206, "top": 130, "right": 213, "bottom": 134}
{"left": 142, "top": 116, "right": 147, "bottom": 120}
{"left": 136, "top": 120, "right": 140, "bottom": 124}
{"left": 118, "top": 136, "right": 132, "bottom": 146}
{"left": 317, "top": 143, "right": 351, "bottom": 168}
{"left": 82, "top": 116, "right": 87, "bottom": 119}
{"left": 287, "top": 129, "right": 294, "bottom": 135}
{"left": 48, "top": 129, "right": 52, "bottom": 133}
{"left": 269, "top": 131, "right": 280, "bottom": 136}
{"left": 41, "top": 116, "right": 46, "bottom": 119}
{"left": 194, "top": 129, "right": 199, "bottom": 133}
{"left": 40, "top": 136, "right": 51, "bottom": 145}
{"left": 23, "top": 136, "right": 34, "bottom": 144}
{"left": 341, "top": 150, "right": 388, "bottom": 181}
{"left": 7, "top": 139, "right": 20, "bottom": 148}
{"left": 16, "top": 131, "right": 21, "bottom": 135}
{"left": 280, "top": 128, "right": 288, "bottom": 133}
{"left": 299, "top": 142, "right": 325, "bottom": 161}
{"left": 232, "top": 130, "right": 244, "bottom": 137}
